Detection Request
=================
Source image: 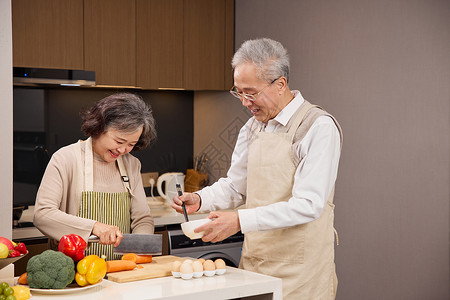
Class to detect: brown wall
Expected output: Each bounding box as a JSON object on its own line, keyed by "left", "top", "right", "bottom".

{"left": 195, "top": 0, "right": 450, "bottom": 299}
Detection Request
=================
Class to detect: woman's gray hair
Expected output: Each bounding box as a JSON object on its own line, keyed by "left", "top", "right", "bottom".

{"left": 81, "top": 93, "right": 157, "bottom": 151}
{"left": 232, "top": 38, "right": 290, "bottom": 83}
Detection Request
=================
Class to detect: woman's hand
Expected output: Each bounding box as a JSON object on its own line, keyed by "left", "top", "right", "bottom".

{"left": 92, "top": 222, "right": 123, "bottom": 247}
{"left": 171, "top": 192, "right": 201, "bottom": 214}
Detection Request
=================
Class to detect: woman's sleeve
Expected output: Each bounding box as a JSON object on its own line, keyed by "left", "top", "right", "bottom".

{"left": 33, "top": 148, "right": 96, "bottom": 242}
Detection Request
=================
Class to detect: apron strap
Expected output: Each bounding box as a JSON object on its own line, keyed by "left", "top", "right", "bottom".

{"left": 116, "top": 156, "right": 134, "bottom": 197}
{"left": 84, "top": 137, "right": 94, "bottom": 191}
{"left": 287, "top": 100, "right": 318, "bottom": 138}
{"left": 79, "top": 137, "right": 132, "bottom": 195}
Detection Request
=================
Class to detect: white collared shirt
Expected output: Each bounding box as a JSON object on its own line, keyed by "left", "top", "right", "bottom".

{"left": 197, "top": 90, "right": 342, "bottom": 233}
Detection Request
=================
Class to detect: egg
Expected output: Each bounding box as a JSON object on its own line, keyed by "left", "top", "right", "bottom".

{"left": 180, "top": 262, "right": 194, "bottom": 280}
{"left": 172, "top": 261, "right": 182, "bottom": 272}
{"left": 192, "top": 260, "right": 204, "bottom": 272}
{"left": 203, "top": 260, "right": 216, "bottom": 271}
{"left": 192, "top": 260, "right": 204, "bottom": 278}
{"left": 180, "top": 262, "right": 194, "bottom": 273}
{"left": 197, "top": 258, "right": 205, "bottom": 264}
{"left": 214, "top": 258, "right": 227, "bottom": 275}
{"left": 214, "top": 258, "right": 226, "bottom": 269}
{"left": 203, "top": 259, "right": 216, "bottom": 277}
{"left": 183, "top": 259, "right": 194, "bottom": 264}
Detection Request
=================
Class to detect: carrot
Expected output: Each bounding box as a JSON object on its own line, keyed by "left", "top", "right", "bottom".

{"left": 106, "top": 260, "right": 136, "bottom": 273}
{"left": 135, "top": 255, "right": 152, "bottom": 264}
{"left": 121, "top": 253, "right": 137, "bottom": 263}
{"left": 121, "top": 253, "right": 152, "bottom": 264}
{"left": 18, "top": 272, "right": 27, "bottom": 285}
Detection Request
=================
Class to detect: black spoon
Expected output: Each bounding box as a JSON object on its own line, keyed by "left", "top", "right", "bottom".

{"left": 176, "top": 183, "right": 189, "bottom": 222}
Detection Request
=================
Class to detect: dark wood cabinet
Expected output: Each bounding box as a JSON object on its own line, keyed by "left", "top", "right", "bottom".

{"left": 84, "top": 0, "right": 136, "bottom": 86}
{"left": 12, "top": 0, "right": 234, "bottom": 90}
{"left": 12, "top": 0, "right": 84, "bottom": 69}
{"left": 184, "top": 0, "right": 234, "bottom": 90}
{"left": 136, "top": 0, "right": 184, "bottom": 90}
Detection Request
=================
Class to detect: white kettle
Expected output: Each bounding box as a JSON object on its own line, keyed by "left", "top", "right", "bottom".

{"left": 156, "top": 172, "right": 185, "bottom": 204}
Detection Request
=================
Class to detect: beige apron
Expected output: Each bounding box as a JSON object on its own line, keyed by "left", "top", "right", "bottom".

{"left": 76, "top": 138, "right": 132, "bottom": 260}
{"left": 240, "top": 101, "right": 342, "bottom": 299}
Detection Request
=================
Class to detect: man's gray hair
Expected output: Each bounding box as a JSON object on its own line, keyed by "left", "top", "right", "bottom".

{"left": 232, "top": 38, "right": 290, "bottom": 83}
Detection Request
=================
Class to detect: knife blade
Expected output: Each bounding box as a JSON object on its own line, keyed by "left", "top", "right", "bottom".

{"left": 88, "top": 233, "right": 162, "bottom": 255}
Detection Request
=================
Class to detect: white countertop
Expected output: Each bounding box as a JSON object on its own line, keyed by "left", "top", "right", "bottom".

{"left": 14, "top": 267, "right": 282, "bottom": 300}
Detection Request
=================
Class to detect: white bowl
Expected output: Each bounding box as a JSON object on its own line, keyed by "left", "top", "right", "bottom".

{"left": 181, "top": 218, "right": 212, "bottom": 239}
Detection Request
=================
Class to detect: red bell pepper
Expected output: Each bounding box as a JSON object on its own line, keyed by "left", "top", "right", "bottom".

{"left": 14, "top": 242, "right": 28, "bottom": 255}
{"left": 58, "top": 234, "right": 87, "bottom": 262}
{"left": 9, "top": 249, "right": 21, "bottom": 257}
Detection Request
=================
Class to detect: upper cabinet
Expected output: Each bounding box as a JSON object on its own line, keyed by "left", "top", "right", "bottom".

{"left": 136, "top": 0, "right": 184, "bottom": 89}
{"left": 12, "top": 0, "right": 234, "bottom": 90}
{"left": 12, "top": 0, "right": 84, "bottom": 70}
{"left": 84, "top": 0, "right": 136, "bottom": 86}
{"left": 184, "top": 0, "right": 234, "bottom": 90}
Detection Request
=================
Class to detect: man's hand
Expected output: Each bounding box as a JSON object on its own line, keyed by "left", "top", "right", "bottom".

{"left": 92, "top": 222, "right": 123, "bottom": 247}
{"left": 171, "top": 192, "right": 201, "bottom": 214}
{"left": 196, "top": 211, "right": 241, "bottom": 243}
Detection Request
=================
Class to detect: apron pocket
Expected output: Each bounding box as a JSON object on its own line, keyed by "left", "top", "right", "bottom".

{"left": 243, "top": 223, "right": 306, "bottom": 263}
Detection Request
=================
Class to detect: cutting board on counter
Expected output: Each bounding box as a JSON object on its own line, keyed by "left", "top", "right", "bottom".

{"left": 107, "top": 255, "right": 185, "bottom": 283}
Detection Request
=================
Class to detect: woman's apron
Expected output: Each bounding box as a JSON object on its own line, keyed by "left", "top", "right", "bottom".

{"left": 76, "top": 138, "right": 132, "bottom": 260}
{"left": 240, "top": 101, "right": 342, "bottom": 299}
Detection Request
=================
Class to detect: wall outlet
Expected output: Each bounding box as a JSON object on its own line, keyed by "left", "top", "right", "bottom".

{"left": 141, "top": 172, "right": 159, "bottom": 188}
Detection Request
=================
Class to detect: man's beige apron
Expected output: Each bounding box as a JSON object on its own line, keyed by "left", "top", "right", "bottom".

{"left": 240, "top": 101, "right": 342, "bottom": 299}
{"left": 76, "top": 138, "right": 132, "bottom": 260}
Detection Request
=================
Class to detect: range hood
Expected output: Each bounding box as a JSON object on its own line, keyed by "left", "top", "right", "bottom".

{"left": 13, "top": 67, "right": 95, "bottom": 87}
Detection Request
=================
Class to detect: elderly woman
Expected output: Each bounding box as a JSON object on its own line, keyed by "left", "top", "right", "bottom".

{"left": 34, "top": 93, "right": 156, "bottom": 260}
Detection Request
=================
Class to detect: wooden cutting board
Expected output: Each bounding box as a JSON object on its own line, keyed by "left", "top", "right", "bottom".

{"left": 107, "top": 255, "right": 186, "bottom": 283}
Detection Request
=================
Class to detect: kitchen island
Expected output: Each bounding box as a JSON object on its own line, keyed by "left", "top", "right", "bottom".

{"left": 13, "top": 266, "right": 282, "bottom": 300}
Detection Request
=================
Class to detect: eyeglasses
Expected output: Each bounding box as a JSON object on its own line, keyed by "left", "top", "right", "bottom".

{"left": 229, "top": 77, "right": 279, "bottom": 102}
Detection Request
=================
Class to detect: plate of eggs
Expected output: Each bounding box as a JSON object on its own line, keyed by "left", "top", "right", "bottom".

{"left": 171, "top": 258, "right": 227, "bottom": 279}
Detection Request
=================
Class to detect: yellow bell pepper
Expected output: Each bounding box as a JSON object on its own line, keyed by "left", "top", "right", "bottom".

{"left": 75, "top": 254, "right": 107, "bottom": 286}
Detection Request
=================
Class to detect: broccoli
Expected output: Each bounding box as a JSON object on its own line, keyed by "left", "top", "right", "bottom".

{"left": 26, "top": 250, "right": 75, "bottom": 289}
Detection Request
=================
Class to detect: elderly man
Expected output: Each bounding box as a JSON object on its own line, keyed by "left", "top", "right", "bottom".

{"left": 173, "top": 38, "right": 342, "bottom": 299}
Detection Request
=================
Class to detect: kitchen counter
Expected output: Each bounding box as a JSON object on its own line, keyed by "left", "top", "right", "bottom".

{"left": 11, "top": 267, "right": 282, "bottom": 300}
{"left": 12, "top": 198, "right": 211, "bottom": 240}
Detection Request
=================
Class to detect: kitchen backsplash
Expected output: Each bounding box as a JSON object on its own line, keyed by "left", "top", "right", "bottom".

{"left": 13, "top": 87, "right": 194, "bottom": 207}
{"left": 193, "top": 91, "right": 251, "bottom": 184}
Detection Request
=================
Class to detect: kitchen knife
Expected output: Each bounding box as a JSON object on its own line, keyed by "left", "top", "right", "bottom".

{"left": 88, "top": 233, "right": 162, "bottom": 255}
